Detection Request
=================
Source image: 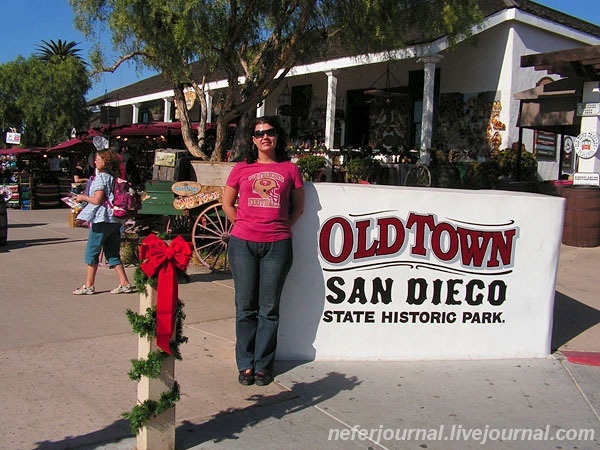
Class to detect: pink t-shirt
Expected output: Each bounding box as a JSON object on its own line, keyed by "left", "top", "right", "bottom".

{"left": 226, "top": 160, "right": 304, "bottom": 242}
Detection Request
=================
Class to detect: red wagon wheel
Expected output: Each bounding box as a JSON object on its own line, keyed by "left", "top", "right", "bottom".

{"left": 191, "top": 201, "right": 232, "bottom": 271}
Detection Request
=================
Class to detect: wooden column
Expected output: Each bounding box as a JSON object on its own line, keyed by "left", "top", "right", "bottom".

{"left": 136, "top": 287, "right": 176, "bottom": 450}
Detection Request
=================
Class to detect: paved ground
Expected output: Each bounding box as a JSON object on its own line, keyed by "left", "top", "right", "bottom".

{"left": 0, "top": 207, "right": 598, "bottom": 450}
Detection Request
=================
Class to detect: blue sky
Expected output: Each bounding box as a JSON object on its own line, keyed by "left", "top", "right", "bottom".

{"left": 0, "top": 0, "right": 598, "bottom": 101}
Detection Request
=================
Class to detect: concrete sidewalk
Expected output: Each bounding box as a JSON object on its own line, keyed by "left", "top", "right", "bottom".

{"left": 0, "top": 208, "right": 598, "bottom": 450}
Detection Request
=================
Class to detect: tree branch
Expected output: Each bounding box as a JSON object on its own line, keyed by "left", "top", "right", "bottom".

{"left": 90, "top": 51, "right": 154, "bottom": 76}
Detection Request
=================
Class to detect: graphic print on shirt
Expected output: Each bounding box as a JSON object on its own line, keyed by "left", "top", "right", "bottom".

{"left": 248, "top": 171, "right": 283, "bottom": 208}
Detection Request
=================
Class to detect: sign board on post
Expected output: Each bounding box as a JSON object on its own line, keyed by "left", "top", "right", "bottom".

{"left": 533, "top": 130, "right": 557, "bottom": 160}
{"left": 5, "top": 132, "right": 21, "bottom": 145}
{"left": 278, "top": 184, "right": 564, "bottom": 361}
{"left": 577, "top": 102, "right": 600, "bottom": 117}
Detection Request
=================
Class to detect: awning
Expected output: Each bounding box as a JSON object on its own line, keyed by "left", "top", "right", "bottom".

{"left": 91, "top": 121, "right": 219, "bottom": 138}
{"left": 0, "top": 148, "right": 44, "bottom": 156}
{"left": 47, "top": 138, "right": 95, "bottom": 153}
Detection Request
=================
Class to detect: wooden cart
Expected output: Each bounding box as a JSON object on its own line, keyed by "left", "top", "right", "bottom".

{"left": 136, "top": 161, "right": 235, "bottom": 271}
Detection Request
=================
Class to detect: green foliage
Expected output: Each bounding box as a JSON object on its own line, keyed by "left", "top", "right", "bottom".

{"left": 0, "top": 58, "right": 25, "bottom": 133}
{"left": 125, "top": 307, "right": 156, "bottom": 338}
{"left": 171, "top": 300, "right": 188, "bottom": 360}
{"left": 35, "top": 39, "right": 86, "bottom": 64}
{"left": 129, "top": 350, "right": 168, "bottom": 381}
{"left": 296, "top": 155, "right": 327, "bottom": 181}
{"left": 0, "top": 53, "right": 90, "bottom": 147}
{"left": 345, "top": 157, "right": 381, "bottom": 183}
{"left": 68, "top": 0, "right": 483, "bottom": 160}
{"left": 133, "top": 266, "right": 157, "bottom": 296}
{"left": 327, "top": 0, "right": 483, "bottom": 54}
{"left": 459, "top": 161, "right": 500, "bottom": 189}
{"left": 494, "top": 147, "right": 538, "bottom": 181}
{"left": 122, "top": 382, "right": 180, "bottom": 435}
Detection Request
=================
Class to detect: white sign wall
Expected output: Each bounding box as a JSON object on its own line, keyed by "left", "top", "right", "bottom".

{"left": 277, "top": 183, "right": 565, "bottom": 361}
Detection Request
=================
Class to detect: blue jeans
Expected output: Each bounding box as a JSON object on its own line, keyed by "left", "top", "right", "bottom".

{"left": 228, "top": 236, "right": 293, "bottom": 374}
{"left": 85, "top": 222, "right": 123, "bottom": 266}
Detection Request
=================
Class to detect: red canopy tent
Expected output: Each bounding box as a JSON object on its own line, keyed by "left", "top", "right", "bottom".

{"left": 91, "top": 121, "right": 219, "bottom": 138}
{"left": 47, "top": 138, "right": 95, "bottom": 153}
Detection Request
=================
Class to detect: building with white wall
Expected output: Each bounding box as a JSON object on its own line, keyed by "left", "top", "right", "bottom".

{"left": 88, "top": 0, "right": 600, "bottom": 181}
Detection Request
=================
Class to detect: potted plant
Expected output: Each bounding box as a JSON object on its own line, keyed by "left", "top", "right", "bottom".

{"left": 295, "top": 154, "right": 327, "bottom": 182}
{"left": 345, "top": 157, "right": 380, "bottom": 183}
{"left": 494, "top": 145, "right": 539, "bottom": 192}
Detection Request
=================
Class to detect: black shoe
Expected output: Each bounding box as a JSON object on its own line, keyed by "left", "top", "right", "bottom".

{"left": 254, "top": 371, "right": 272, "bottom": 386}
{"left": 238, "top": 369, "right": 254, "bottom": 386}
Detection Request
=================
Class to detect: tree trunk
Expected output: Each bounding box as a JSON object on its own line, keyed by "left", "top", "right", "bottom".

{"left": 173, "top": 84, "right": 209, "bottom": 160}
{"left": 211, "top": 115, "right": 229, "bottom": 162}
{"left": 229, "top": 111, "right": 255, "bottom": 162}
{"left": 192, "top": 79, "right": 208, "bottom": 155}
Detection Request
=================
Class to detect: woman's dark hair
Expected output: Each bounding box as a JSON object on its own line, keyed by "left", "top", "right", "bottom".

{"left": 96, "top": 149, "right": 121, "bottom": 177}
{"left": 245, "top": 116, "right": 290, "bottom": 163}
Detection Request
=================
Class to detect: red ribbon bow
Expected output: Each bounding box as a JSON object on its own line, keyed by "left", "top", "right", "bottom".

{"left": 139, "top": 234, "right": 192, "bottom": 354}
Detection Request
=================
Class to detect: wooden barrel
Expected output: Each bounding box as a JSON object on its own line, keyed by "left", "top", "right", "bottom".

{"left": 0, "top": 198, "right": 7, "bottom": 246}
{"left": 562, "top": 186, "right": 600, "bottom": 247}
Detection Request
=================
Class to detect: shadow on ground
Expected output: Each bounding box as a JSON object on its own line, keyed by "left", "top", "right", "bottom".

{"left": 7, "top": 222, "right": 49, "bottom": 228}
{"left": 177, "top": 371, "right": 361, "bottom": 449}
{"left": 187, "top": 271, "right": 232, "bottom": 283}
{"left": 33, "top": 419, "right": 131, "bottom": 450}
{"left": 552, "top": 290, "right": 600, "bottom": 351}
{"left": 0, "top": 237, "right": 87, "bottom": 252}
{"left": 29, "top": 371, "right": 360, "bottom": 450}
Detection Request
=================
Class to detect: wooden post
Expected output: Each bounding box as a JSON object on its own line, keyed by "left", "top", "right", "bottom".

{"left": 136, "top": 286, "right": 176, "bottom": 450}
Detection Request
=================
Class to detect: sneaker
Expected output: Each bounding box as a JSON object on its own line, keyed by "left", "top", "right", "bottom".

{"left": 73, "top": 285, "right": 95, "bottom": 295}
{"left": 238, "top": 369, "right": 254, "bottom": 386}
{"left": 110, "top": 284, "right": 135, "bottom": 294}
{"left": 254, "top": 371, "right": 272, "bottom": 386}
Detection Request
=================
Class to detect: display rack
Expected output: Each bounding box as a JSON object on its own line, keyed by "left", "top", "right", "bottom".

{"left": 6, "top": 174, "right": 19, "bottom": 208}
{"left": 19, "top": 172, "right": 33, "bottom": 210}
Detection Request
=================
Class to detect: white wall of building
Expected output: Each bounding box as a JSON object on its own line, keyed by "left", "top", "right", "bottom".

{"left": 99, "top": 8, "right": 600, "bottom": 182}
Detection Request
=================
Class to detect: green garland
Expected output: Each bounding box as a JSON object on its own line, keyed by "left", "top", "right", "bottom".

{"left": 122, "top": 382, "right": 180, "bottom": 435}
{"left": 122, "top": 266, "right": 187, "bottom": 435}
{"left": 128, "top": 350, "right": 167, "bottom": 381}
{"left": 133, "top": 266, "right": 157, "bottom": 296}
{"left": 125, "top": 307, "right": 156, "bottom": 338}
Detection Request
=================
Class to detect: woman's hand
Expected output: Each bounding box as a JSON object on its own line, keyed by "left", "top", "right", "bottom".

{"left": 289, "top": 187, "right": 305, "bottom": 226}
{"left": 75, "top": 189, "right": 105, "bottom": 205}
{"left": 222, "top": 186, "right": 239, "bottom": 223}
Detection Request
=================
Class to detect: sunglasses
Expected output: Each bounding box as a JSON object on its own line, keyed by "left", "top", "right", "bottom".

{"left": 252, "top": 128, "right": 277, "bottom": 138}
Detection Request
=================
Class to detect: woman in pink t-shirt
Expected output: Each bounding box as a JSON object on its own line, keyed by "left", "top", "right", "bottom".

{"left": 223, "top": 116, "right": 305, "bottom": 387}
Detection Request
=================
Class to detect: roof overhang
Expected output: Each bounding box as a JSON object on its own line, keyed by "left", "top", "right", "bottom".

{"left": 520, "top": 45, "right": 600, "bottom": 82}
